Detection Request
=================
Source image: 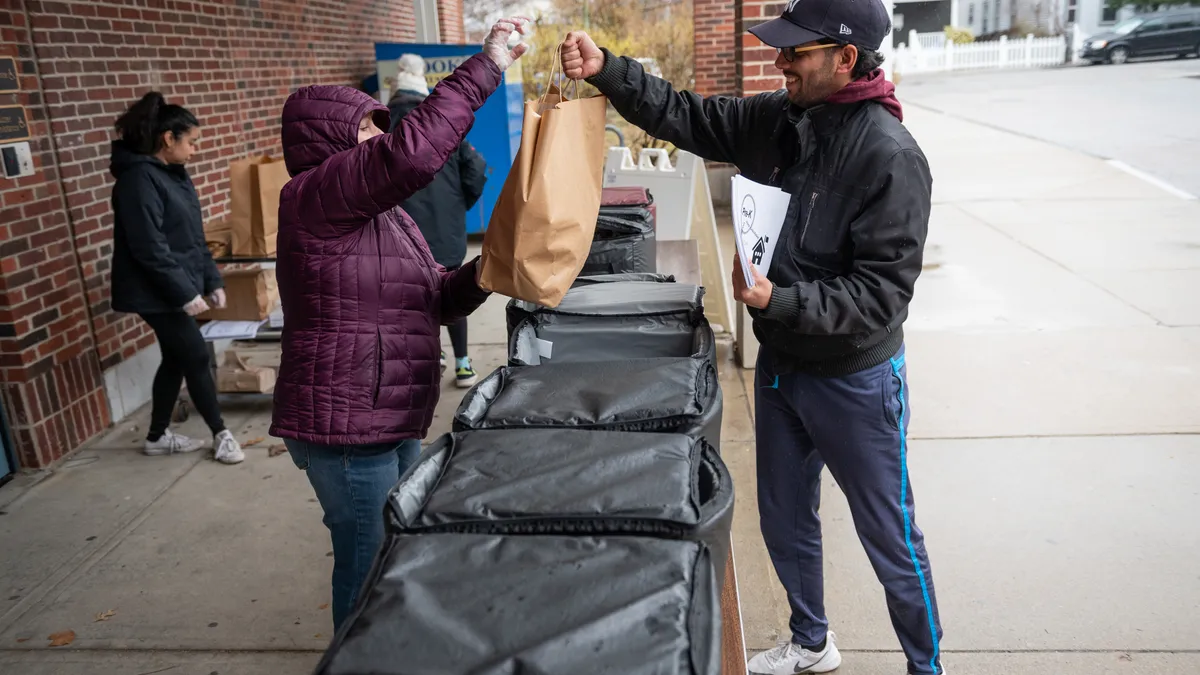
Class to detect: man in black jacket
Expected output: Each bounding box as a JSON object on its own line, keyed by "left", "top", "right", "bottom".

{"left": 388, "top": 54, "right": 489, "bottom": 387}
{"left": 563, "top": 0, "right": 943, "bottom": 673}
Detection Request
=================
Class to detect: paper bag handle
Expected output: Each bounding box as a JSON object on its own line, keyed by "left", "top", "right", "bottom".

{"left": 539, "top": 42, "right": 580, "bottom": 107}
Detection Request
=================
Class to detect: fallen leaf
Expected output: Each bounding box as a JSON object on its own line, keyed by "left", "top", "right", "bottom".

{"left": 94, "top": 609, "right": 116, "bottom": 622}
{"left": 268, "top": 444, "right": 287, "bottom": 458}
{"left": 243, "top": 437, "right": 265, "bottom": 447}
{"left": 318, "top": 603, "right": 329, "bottom": 610}
{"left": 48, "top": 630, "right": 75, "bottom": 647}
{"left": 1118, "top": 653, "right": 1133, "bottom": 662}
{"left": 314, "top": 633, "right": 323, "bottom": 638}
{"left": 16, "top": 637, "right": 28, "bottom": 643}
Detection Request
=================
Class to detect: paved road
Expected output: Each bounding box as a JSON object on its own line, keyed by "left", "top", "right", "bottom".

{"left": 898, "top": 58, "right": 1200, "bottom": 198}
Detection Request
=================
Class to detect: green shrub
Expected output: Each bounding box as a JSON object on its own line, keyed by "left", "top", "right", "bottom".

{"left": 944, "top": 26, "right": 975, "bottom": 44}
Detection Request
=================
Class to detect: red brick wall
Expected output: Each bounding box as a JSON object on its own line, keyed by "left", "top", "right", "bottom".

{"left": 736, "top": 0, "right": 784, "bottom": 95}
{"left": 693, "top": 0, "right": 737, "bottom": 96}
{"left": 1, "top": 4, "right": 109, "bottom": 469}
{"left": 437, "top": 0, "right": 467, "bottom": 44}
{"left": 0, "top": 0, "right": 461, "bottom": 469}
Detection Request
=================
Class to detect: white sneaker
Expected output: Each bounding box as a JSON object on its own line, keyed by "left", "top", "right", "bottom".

{"left": 748, "top": 632, "right": 841, "bottom": 674}
{"left": 143, "top": 430, "right": 204, "bottom": 456}
{"left": 213, "top": 430, "right": 244, "bottom": 465}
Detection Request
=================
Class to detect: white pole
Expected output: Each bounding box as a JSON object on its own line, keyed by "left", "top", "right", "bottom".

{"left": 882, "top": 0, "right": 895, "bottom": 81}
{"left": 950, "top": 0, "right": 960, "bottom": 28}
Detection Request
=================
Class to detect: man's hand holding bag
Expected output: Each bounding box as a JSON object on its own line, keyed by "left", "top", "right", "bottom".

{"left": 478, "top": 43, "right": 608, "bottom": 308}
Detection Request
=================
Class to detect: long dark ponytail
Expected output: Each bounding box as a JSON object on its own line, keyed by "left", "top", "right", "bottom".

{"left": 114, "top": 92, "right": 199, "bottom": 155}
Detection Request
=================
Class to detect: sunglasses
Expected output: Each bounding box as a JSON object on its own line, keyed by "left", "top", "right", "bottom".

{"left": 777, "top": 43, "right": 841, "bottom": 63}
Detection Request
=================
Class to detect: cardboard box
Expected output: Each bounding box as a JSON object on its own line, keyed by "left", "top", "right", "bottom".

{"left": 199, "top": 266, "right": 278, "bottom": 322}
{"left": 217, "top": 350, "right": 276, "bottom": 394}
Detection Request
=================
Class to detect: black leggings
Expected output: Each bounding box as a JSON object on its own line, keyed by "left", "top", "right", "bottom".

{"left": 140, "top": 312, "right": 225, "bottom": 439}
{"left": 444, "top": 264, "right": 468, "bottom": 359}
{"left": 447, "top": 318, "right": 468, "bottom": 360}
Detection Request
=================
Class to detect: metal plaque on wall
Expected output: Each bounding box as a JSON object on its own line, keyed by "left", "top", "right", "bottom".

{"left": 0, "top": 57, "right": 18, "bottom": 93}
{"left": 0, "top": 106, "right": 30, "bottom": 143}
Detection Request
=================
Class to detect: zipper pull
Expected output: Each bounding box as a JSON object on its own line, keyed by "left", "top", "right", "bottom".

{"left": 768, "top": 167, "right": 780, "bottom": 185}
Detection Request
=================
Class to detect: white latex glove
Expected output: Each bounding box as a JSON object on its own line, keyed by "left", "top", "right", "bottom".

{"left": 209, "top": 288, "right": 227, "bottom": 309}
{"left": 482, "top": 17, "right": 530, "bottom": 71}
{"left": 183, "top": 295, "right": 210, "bottom": 317}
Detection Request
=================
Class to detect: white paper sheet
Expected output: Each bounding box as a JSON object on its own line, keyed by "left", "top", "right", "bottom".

{"left": 731, "top": 175, "right": 790, "bottom": 288}
{"left": 199, "top": 320, "right": 266, "bottom": 341}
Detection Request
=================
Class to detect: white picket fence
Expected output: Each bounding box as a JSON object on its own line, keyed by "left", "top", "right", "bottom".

{"left": 895, "top": 30, "right": 1067, "bottom": 75}
{"left": 916, "top": 32, "right": 946, "bottom": 51}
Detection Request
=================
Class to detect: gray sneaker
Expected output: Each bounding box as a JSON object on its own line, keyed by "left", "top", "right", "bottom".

{"left": 143, "top": 430, "right": 204, "bottom": 456}
{"left": 213, "top": 430, "right": 244, "bottom": 465}
{"left": 748, "top": 632, "right": 841, "bottom": 674}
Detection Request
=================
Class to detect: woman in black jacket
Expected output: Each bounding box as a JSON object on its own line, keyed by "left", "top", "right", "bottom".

{"left": 387, "top": 53, "right": 489, "bottom": 388}
{"left": 110, "top": 92, "right": 243, "bottom": 464}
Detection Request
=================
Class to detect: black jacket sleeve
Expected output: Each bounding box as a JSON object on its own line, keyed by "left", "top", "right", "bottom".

{"left": 758, "top": 149, "right": 932, "bottom": 335}
{"left": 587, "top": 50, "right": 778, "bottom": 169}
{"left": 201, "top": 253, "right": 223, "bottom": 296}
{"left": 458, "top": 141, "right": 487, "bottom": 210}
{"left": 113, "top": 170, "right": 200, "bottom": 308}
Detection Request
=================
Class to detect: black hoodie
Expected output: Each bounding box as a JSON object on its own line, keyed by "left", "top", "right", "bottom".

{"left": 387, "top": 89, "right": 488, "bottom": 267}
{"left": 109, "top": 141, "right": 222, "bottom": 315}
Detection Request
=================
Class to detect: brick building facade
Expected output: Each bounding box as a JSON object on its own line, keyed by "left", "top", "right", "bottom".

{"left": 692, "top": 0, "right": 784, "bottom": 99}
{"left": 0, "top": 0, "right": 465, "bottom": 470}
{"left": 693, "top": 0, "right": 894, "bottom": 98}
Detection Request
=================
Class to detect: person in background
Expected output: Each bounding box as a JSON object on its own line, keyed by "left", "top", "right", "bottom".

{"left": 388, "top": 53, "right": 489, "bottom": 387}
{"left": 561, "top": 0, "right": 943, "bottom": 672}
{"left": 271, "top": 18, "right": 529, "bottom": 630}
{"left": 109, "top": 92, "right": 245, "bottom": 465}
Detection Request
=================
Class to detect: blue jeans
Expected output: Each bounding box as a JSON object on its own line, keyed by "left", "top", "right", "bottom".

{"left": 285, "top": 438, "right": 423, "bottom": 631}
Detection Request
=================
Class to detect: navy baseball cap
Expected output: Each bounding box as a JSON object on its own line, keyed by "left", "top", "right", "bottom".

{"left": 749, "top": 0, "right": 892, "bottom": 51}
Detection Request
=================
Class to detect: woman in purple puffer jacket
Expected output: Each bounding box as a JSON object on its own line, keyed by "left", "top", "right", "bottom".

{"left": 271, "top": 18, "right": 528, "bottom": 630}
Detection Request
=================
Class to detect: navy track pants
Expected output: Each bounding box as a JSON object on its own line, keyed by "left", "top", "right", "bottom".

{"left": 755, "top": 344, "right": 944, "bottom": 675}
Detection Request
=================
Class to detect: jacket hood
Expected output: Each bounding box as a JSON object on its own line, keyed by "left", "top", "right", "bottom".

{"left": 281, "top": 85, "right": 390, "bottom": 176}
{"left": 824, "top": 68, "right": 903, "bottom": 122}
{"left": 110, "top": 140, "right": 171, "bottom": 178}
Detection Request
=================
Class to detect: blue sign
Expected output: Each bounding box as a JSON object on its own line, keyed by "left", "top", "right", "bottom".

{"left": 375, "top": 43, "right": 524, "bottom": 234}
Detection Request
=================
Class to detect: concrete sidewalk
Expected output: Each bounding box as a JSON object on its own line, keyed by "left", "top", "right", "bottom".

{"left": 3, "top": 105, "right": 1200, "bottom": 675}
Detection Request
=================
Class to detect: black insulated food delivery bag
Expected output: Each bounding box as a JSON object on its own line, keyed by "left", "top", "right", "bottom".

{"left": 574, "top": 272, "right": 674, "bottom": 286}
{"left": 454, "top": 357, "right": 723, "bottom": 450}
{"left": 508, "top": 281, "right": 714, "bottom": 366}
{"left": 314, "top": 533, "right": 721, "bottom": 675}
{"left": 386, "top": 429, "right": 733, "bottom": 573}
{"left": 505, "top": 272, "right": 676, "bottom": 339}
{"left": 581, "top": 210, "right": 657, "bottom": 276}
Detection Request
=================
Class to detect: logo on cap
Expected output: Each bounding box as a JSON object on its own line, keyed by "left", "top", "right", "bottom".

{"left": 786, "top": 0, "right": 802, "bottom": 12}
{"left": 839, "top": 23, "right": 852, "bottom": 35}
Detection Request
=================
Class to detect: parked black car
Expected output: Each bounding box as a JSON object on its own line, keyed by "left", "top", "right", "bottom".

{"left": 1081, "top": 9, "right": 1200, "bottom": 64}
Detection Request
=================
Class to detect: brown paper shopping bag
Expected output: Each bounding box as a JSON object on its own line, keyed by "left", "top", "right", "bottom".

{"left": 479, "top": 53, "right": 609, "bottom": 307}
{"left": 229, "top": 156, "right": 289, "bottom": 257}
